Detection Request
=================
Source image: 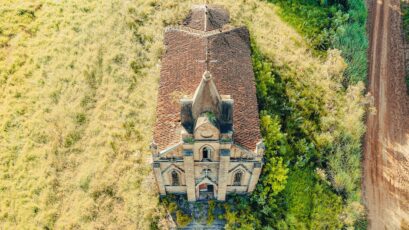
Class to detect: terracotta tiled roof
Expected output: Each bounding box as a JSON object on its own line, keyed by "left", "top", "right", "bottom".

{"left": 183, "top": 5, "right": 229, "bottom": 32}
{"left": 154, "top": 5, "right": 261, "bottom": 152}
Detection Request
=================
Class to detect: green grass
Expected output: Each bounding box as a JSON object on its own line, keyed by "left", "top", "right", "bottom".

{"left": 333, "top": 0, "right": 368, "bottom": 83}
{"left": 268, "top": 0, "right": 368, "bottom": 84}
{"left": 267, "top": 0, "right": 339, "bottom": 51}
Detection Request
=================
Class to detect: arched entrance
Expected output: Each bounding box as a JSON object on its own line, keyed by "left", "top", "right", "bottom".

{"left": 196, "top": 178, "right": 217, "bottom": 200}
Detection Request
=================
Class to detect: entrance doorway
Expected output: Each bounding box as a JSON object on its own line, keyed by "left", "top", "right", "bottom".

{"left": 198, "top": 183, "right": 214, "bottom": 200}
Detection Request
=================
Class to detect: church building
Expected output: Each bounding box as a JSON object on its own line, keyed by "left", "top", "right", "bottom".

{"left": 151, "top": 5, "right": 264, "bottom": 202}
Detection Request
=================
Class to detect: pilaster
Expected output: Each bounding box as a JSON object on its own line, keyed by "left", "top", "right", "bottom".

{"left": 152, "top": 162, "right": 166, "bottom": 195}
{"left": 247, "top": 162, "right": 262, "bottom": 192}
{"left": 183, "top": 150, "right": 196, "bottom": 201}
{"left": 217, "top": 149, "right": 230, "bottom": 201}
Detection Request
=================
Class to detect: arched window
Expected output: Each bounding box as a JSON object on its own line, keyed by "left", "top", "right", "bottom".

{"left": 171, "top": 171, "right": 179, "bottom": 186}
{"left": 233, "top": 171, "right": 242, "bottom": 186}
{"left": 202, "top": 147, "right": 211, "bottom": 161}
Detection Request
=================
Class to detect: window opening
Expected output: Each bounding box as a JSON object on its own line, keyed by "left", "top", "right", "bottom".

{"left": 202, "top": 147, "right": 210, "bottom": 160}
{"left": 171, "top": 171, "right": 179, "bottom": 186}
{"left": 233, "top": 171, "right": 242, "bottom": 186}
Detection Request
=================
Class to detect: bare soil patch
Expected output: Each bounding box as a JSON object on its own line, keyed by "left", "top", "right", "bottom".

{"left": 364, "top": 0, "right": 409, "bottom": 228}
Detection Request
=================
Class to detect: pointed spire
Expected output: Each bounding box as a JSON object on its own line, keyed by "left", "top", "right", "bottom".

{"left": 191, "top": 71, "right": 222, "bottom": 119}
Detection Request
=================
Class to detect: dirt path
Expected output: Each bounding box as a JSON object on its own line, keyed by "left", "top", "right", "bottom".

{"left": 364, "top": 0, "right": 409, "bottom": 229}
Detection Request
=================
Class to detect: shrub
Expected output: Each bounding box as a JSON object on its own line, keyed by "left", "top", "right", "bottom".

{"left": 220, "top": 137, "right": 232, "bottom": 143}
{"left": 207, "top": 200, "right": 216, "bottom": 225}
{"left": 277, "top": 169, "right": 343, "bottom": 229}
{"left": 182, "top": 136, "right": 195, "bottom": 144}
{"left": 75, "top": 113, "right": 87, "bottom": 125}
{"left": 176, "top": 210, "right": 192, "bottom": 227}
{"left": 224, "top": 196, "right": 260, "bottom": 230}
{"left": 204, "top": 111, "right": 217, "bottom": 125}
{"left": 64, "top": 131, "right": 81, "bottom": 147}
{"left": 168, "top": 202, "right": 177, "bottom": 213}
{"left": 79, "top": 176, "right": 91, "bottom": 192}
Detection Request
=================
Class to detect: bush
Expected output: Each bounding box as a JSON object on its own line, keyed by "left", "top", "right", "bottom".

{"left": 207, "top": 200, "right": 215, "bottom": 225}
{"left": 64, "top": 131, "right": 81, "bottom": 147}
{"left": 176, "top": 210, "right": 192, "bottom": 227}
{"left": 224, "top": 196, "right": 260, "bottom": 230}
{"left": 274, "top": 169, "right": 343, "bottom": 229}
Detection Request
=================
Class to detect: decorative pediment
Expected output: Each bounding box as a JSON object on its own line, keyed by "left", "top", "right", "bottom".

{"left": 162, "top": 163, "right": 185, "bottom": 174}
{"left": 196, "top": 176, "right": 218, "bottom": 187}
{"left": 228, "top": 164, "right": 252, "bottom": 174}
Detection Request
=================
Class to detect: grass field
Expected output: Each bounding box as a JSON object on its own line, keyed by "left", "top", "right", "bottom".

{"left": 0, "top": 0, "right": 366, "bottom": 229}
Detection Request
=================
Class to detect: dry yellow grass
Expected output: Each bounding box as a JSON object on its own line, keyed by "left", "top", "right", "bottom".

{"left": 0, "top": 0, "right": 365, "bottom": 229}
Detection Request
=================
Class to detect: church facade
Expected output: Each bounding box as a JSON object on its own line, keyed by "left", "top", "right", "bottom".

{"left": 151, "top": 5, "right": 264, "bottom": 202}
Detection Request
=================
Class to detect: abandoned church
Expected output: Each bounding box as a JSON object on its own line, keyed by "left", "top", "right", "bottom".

{"left": 151, "top": 5, "right": 264, "bottom": 202}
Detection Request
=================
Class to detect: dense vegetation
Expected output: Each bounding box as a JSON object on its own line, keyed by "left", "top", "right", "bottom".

{"left": 269, "top": 0, "right": 368, "bottom": 84}
{"left": 223, "top": 42, "right": 366, "bottom": 229}
{"left": 0, "top": 0, "right": 367, "bottom": 229}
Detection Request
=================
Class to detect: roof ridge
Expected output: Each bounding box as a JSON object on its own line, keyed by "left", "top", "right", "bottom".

{"left": 183, "top": 4, "right": 229, "bottom": 32}
{"left": 165, "top": 25, "right": 237, "bottom": 37}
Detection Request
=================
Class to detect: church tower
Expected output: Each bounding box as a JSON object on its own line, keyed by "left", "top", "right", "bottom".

{"left": 151, "top": 5, "right": 264, "bottom": 201}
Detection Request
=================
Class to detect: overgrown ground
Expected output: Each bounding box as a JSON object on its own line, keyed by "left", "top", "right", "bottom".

{"left": 0, "top": 0, "right": 367, "bottom": 229}
{"left": 0, "top": 1, "right": 181, "bottom": 228}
